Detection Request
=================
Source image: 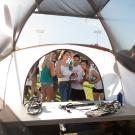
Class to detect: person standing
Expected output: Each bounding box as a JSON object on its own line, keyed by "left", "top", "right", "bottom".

{"left": 89, "top": 64, "right": 104, "bottom": 100}
{"left": 131, "top": 45, "right": 135, "bottom": 59}
{"left": 28, "top": 61, "right": 39, "bottom": 96}
{"left": 70, "top": 54, "right": 86, "bottom": 101}
{"left": 39, "top": 52, "right": 56, "bottom": 102}
{"left": 81, "top": 59, "right": 104, "bottom": 100}
{"left": 56, "top": 50, "right": 72, "bottom": 101}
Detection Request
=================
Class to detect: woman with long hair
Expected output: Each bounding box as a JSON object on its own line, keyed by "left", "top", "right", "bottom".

{"left": 39, "top": 51, "right": 56, "bottom": 102}
{"left": 56, "top": 50, "right": 72, "bottom": 101}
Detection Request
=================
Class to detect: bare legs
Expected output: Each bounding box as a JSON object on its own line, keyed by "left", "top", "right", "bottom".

{"left": 93, "top": 92, "right": 104, "bottom": 100}
{"left": 31, "top": 76, "right": 37, "bottom": 95}
{"left": 41, "top": 85, "right": 54, "bottom": 102}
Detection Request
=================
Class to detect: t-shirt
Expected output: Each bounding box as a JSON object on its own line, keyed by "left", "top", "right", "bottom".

{"left": 58, "top": 64, "right": 72, "bottom": 82}
{"left": 89, "top": 68, "right": 103, "bottom": 89}
{"left": 71, "top": 65, "right": 85, "bottom": 90}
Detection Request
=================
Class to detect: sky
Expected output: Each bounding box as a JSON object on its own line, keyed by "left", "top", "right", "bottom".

{"left": 17, "top": 14, "right": 112, "bottom": 49}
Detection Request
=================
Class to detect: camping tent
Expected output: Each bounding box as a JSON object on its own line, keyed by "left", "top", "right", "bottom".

{"left": 0, "top": 0, "right": 135, "bottom": 118}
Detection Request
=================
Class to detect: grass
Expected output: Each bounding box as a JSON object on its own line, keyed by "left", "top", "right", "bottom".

{"left": 24, "top": 81, "right": 94, "bottom": 102}
{"left": 55, "top": 81, "right": 94, "bottom": 101}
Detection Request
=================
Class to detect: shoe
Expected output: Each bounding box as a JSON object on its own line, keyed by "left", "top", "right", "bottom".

{"left": 59, "top": 123, "right": 66, "bottom": 133}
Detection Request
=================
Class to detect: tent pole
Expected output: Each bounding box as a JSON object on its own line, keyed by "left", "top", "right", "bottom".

{"left": 0, "top": 55, "right": 13, "bottom": 110}
{"left": 13, "top": 52, "right": 23, "bottom": 104}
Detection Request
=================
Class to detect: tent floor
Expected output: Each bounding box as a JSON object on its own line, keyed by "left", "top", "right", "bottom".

{"left": 0, "top": 98, "right": 19, "bottom": 122}
{"left": 1, "top": 98, "right": 135, "bottom": 135}
{"left": 27, "top": 121, "right": 135, "bottom": 135}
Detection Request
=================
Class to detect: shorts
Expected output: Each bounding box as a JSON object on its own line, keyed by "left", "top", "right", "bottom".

{"left": 41, "top": 82, "right": 53, "bottom": 87}
{"left": 70, "top": 88, "right": 86, "bottom": 101}
{"left": 53, "top": 76, "right": 58, "bottom": 90}
{"left": 93, "top": 87, "right": 104, "bottom": 93}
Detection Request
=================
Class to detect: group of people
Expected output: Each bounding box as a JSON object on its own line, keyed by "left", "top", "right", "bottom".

{"left": 25, "top": 49, "right": 104, "bottom": 102}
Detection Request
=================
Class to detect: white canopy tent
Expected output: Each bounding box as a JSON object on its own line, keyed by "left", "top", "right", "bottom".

{"left": 0, "top": 0, "right": 135, "bottom": 121}
{"left": 0, "top": 0, "right": 109, "bottom": 60}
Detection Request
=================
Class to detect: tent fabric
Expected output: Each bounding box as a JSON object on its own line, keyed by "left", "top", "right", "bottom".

{"left": 0, "top": 44, "right": 122, "bottom": 112}
{"left": 36, "top": 0, "right": 109, "bottom": 18}
{"left": 0, "top": 0, "right": 42, "bottom": 62}
{"left": 0, "top": 0, "right": 109, "bottom": 62}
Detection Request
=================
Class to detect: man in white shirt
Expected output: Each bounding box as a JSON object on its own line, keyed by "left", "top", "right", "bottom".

{"left": 70, "top": 54, "right": 86, "bottom": 101}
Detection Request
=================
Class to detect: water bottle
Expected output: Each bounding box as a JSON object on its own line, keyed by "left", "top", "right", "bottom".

{"left": 68, "top": 58, "right": 73, "bottom": 71}
{"left": 69, "top": 64, "right": 73, "bottom": 71}
{"left": 117, "top": 92, "right": 123, "bottom": 106}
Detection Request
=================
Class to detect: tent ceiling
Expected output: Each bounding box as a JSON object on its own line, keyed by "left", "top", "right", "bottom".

{"left": 36, "top": 0, "right": 109, "bottom": 18}
{"left": 0, "top": 0, "right": 109, "bottom": 61}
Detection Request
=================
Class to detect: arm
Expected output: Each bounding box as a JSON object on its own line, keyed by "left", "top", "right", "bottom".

{"left": 55, "top": 61, "right": 63, "bottom": 78}
{"left": 48, "top": 62, "right": 56, "bottom": 77}
{"left": 89, "top": 70, "right": 100, "bottom": 84}
{"left": 29, "top": 65, "right": 37, "bottom": 79}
